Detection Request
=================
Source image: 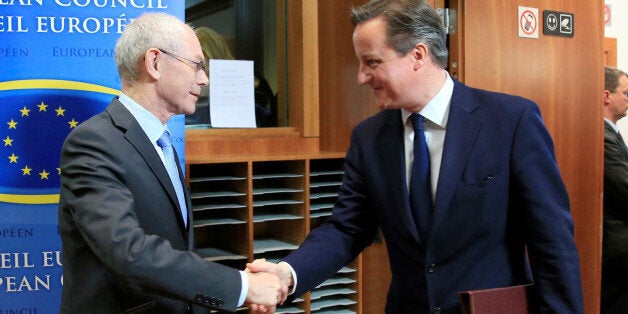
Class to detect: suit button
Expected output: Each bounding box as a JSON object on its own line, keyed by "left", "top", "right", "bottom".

{"left": 427, "top": 264, "right": 437, "bottom": 273}
{"left": 194, "top": 293, "right": 203, "bottom": 302}
{"left": 216, "top": 299, "right": 223, "bottom": 307}
{"left": 202, "top": 296, "right": 211, "bottom": 304}
{"left": 433, "top": 307, "right": 442, "bottom": 314}
{"left": 209, "top": 297, "right": 217, "bottom": 306}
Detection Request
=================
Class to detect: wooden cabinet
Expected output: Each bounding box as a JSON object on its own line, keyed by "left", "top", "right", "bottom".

{"left": 187, "top": 153, "right": 360, "bottom": 313}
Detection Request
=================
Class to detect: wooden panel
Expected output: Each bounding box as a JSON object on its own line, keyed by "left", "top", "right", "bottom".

{"left": 185, "top": 128, "right": 326, "bottom": 162}
{"left": 287, "top": 1, "right": 320, "bottom": 138}
{"left": 361, "top": 239, "right": 392, "bottom": 314}
{"left": 318, "top": 0, "right": 379, "bottom": 152}
{"left": 447, "top": 0, "right": 464, "bottom": 80}
{"left": 605, "top": 37, "right": 617, "bottom": 67}
{"left": 461, "top": 1, "right": 604, "bottom": 313}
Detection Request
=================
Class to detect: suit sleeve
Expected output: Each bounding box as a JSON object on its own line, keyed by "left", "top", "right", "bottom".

{"left": 59, "top": 126, "right": 242, "bottom": 312}
{"left": 509, "top": 104, "right": 584, "bottom": 313}
{"left": 282, "top": 127, "right": 379, "bottom": 297}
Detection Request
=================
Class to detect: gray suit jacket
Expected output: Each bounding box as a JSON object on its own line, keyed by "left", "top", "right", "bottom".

{"left": 58, "top": 99, "right": 241, "bottom": 313}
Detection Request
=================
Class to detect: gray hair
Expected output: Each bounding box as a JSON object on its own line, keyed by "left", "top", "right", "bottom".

{"left": 605, "top": 65, "right": 628, "bottom": 92}
{"left": 115, "top": 12, "right": 190, "bottom": 85}
{"left": 350, "top": 0, "right": 448, "bottom": 69}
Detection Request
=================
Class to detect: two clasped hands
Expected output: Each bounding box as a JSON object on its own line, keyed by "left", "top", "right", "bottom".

{"left": 244, "top": 259, "right": 294, "bottom": 313}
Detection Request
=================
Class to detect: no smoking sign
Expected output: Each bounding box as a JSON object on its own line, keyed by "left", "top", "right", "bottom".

{"left": 518, "top": 6, "right": 539, "bottom": 38}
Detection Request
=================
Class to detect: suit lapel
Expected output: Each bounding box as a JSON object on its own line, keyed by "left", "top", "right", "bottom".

{"left": 378, "top": 110, "right": 422, "bottom": 244}
{"left": 605, "top": 121, "right": 628, "bottom": 158}
{"left": 431, "top": 82, "right": 482, "bottom": 236}
{"left": 107, "top": 100, "right": 188, "bottom": 232}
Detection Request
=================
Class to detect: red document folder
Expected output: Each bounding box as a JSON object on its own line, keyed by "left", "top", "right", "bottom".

{"left": 459, "top": 284, "right": 533, "bottom": 314}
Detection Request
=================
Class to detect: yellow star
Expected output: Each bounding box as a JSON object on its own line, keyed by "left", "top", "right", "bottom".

{"left": 3, "top": 136, "right": 12, "bottom": 146}
{"left": 38, "top": 101, "right": 47, "bottom": 112}
{"left": 20, "top": 106, "right": 30, "bottom": 116}
{"left": 8, "top": 153, "right": 18, "bottom": 163}
{"left": 22, "top": 166, "right": 32, "bottom": 175}
{"left": 68, "top": 119, "right": 79, "bottom": 128}
{"left": 55, "top": 106, "right": 66, "bottom": 116}
{"left": 39, "top": 169, "right": 49, "bottom": 180}
{"left": 7, "top": 119, "right": 17, "bottom": 129}
{"left": 57, "top": 167, "right": 61, "bottom": 175}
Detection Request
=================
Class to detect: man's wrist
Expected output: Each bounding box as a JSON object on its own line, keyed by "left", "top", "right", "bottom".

{"left": 278, "top": 261, "right": 297, "bottom": 295}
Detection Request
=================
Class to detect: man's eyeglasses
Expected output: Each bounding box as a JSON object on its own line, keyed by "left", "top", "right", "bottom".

{"left": 159, "top": 49, "right": 206, "bottom": 73}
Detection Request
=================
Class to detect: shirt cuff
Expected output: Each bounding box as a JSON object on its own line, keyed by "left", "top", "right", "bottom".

{"left": 237, "top": 270, "right": 248, "bottom": 307}
{"left": 279, "top": 261, "right": 297, "bottom": 295}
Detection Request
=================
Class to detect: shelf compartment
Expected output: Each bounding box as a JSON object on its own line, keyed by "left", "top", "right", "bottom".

{"left": 309, "top": 297, "right": 357, "bottom": 311}
{"left": 195, "top": 224, "right": 249, "bottom": 263}
{"left": 312, "top": 307, "right": 356, "bottom": 314}
{"left": 253, "top": 238, "right": 299, "bottom": 254}
{"left": 255, "top": 219, "right": 307, "bottom": 248}
{"left": 197, "top": 247, "right": 247, "bottom": 262}
{"left": 316, "top": 276, "right": 357, "bottom": 288}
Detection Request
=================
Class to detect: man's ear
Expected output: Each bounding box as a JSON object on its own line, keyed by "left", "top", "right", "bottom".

{"left": 603, "top": 89, "right": 612, "bottom": 106}
{"left": 411, "top": 43, "right": 428, "bottom": 71}
{"left": 144, "top": 48, "right": 161, "bottom": 80}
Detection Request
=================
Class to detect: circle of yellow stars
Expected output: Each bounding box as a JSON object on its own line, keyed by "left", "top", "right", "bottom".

{"left": 4, "top": 101, "right": 79, "bottom": 180}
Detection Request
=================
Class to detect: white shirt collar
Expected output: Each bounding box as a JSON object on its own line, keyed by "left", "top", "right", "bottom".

{"left": 604, "top": 117, "right": 621, "bottom": 133}
{"left": 118, "top": 93, "right": 168, "bottom": 144}
{"left": 402, "top": 72, "right": 454, "bottom": 129}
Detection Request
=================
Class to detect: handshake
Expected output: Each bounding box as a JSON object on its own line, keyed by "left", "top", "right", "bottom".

{"left": 244, "top": 259, "right": 294, "bottom": 313}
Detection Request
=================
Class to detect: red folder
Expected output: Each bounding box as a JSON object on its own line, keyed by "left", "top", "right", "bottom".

{"left": 459, "top": 284, "right": 533, "bottom": 314}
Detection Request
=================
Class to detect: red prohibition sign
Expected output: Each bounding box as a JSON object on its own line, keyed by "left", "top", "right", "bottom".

{"left": 520, "top": 10, "right": 537, "bottom": 35}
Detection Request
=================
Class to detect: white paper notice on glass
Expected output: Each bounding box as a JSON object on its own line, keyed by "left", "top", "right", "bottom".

{"left": 209, "top": 59, "right": 256, "bottom": 128}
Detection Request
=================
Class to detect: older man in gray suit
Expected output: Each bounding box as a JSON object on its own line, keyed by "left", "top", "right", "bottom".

{"left": 58, "top": 12, "right": 285, "bottom": 313}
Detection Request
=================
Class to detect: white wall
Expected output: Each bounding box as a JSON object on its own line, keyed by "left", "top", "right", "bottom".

{"left": 605, "top": 0, "right": 628, "bottom": 141}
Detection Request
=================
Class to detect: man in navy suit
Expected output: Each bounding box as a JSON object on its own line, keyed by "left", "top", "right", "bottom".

{"left": 249, "top": 0, "right": 583, "bottom": 313}
{"left": 601, "top": 66, "right": 628, "bottom": 314}
{"left": 58, "top": 13, "right": 285, "bottom": 313}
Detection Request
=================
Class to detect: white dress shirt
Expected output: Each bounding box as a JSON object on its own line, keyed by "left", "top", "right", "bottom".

{"left": 402, "top": 73, "right": 454, "bottom": 199}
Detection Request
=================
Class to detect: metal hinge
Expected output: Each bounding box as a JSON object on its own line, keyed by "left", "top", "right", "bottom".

{"left": 436, "top": 8, "right": 456, "bottom": 34}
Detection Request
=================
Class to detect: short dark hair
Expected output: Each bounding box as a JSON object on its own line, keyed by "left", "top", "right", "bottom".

{"left": 350, "top": 0, "right": 449, "bottom": 68}
{"left": 605, "top": 65, "right": 628, "bottom": 92}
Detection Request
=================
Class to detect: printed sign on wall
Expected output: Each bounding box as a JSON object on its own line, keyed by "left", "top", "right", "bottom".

{"left": 518, "top": 6, "right": 539, "bottom": 39}
{"left": 543, "top": 10, "right": 575, "bottom": 37}
{"left": 0, "top": 2, "right": 183, "bottom": 312}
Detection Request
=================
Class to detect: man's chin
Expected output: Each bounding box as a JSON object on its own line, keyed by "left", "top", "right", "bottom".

{"left": 183, "top": 105, "right": 196, "bottom": 115}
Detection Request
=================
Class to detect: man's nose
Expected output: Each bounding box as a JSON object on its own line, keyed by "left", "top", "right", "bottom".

{"left": 357, "top": 65, "right": 371, "bottom": 85}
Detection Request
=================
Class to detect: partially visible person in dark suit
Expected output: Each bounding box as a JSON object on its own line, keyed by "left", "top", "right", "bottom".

{"left": 185, "top": 26, "right": 277, "bottom": 127}
{"left": 601, "top": 65, "right": 628, "bottom": 314}
{"left": 58, "top": 12, "right": 285, "bottom": 313}
{"left": 247, "top": 0, "right": 584, "bottom": 313}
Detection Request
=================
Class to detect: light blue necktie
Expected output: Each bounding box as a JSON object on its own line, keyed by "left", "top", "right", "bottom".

{"left": 409, "top": 113, "right": 432, "bottom": 240}
{"left": 157, "top": 130, "right": 188, "bottom": 227}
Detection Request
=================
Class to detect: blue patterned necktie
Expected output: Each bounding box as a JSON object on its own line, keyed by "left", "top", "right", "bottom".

{"left": 409, "top": 113, "right": 432, "bottom": 240}
{"left": 157, "top": 130, "right": 188, "bottom": 227}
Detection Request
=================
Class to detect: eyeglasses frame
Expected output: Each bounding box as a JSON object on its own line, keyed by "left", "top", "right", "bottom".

{"left": 158, "top": 49, "right": 207, "bottom": 73}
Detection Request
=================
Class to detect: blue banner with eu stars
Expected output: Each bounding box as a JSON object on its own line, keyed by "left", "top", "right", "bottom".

{"left": 0, "top": 2, "right": 183, "bottom": 312}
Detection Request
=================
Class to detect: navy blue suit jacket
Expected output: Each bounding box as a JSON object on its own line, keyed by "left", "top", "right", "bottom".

{"left": 283, "top": 79, "right": 583, "bottom": 313}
